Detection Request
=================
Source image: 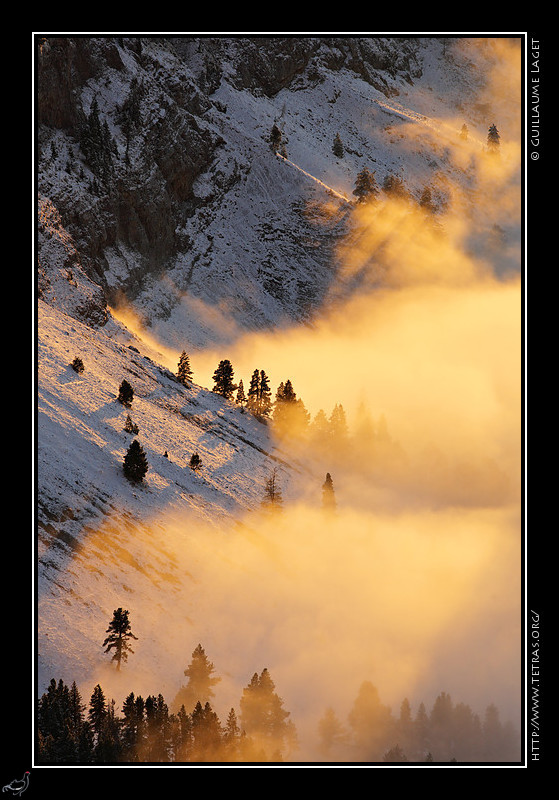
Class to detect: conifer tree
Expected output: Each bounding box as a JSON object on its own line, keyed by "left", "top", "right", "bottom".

{"left": 348, "top": 681, "right": 393, "bottom": 760}
{"left": 311, "top": 409, "right": 329, "bottom": 434}
{"left": 487, "top": 123, "right": 500, "bottom": 153}
{"left": 88, "top": 684, "right": 107, "bottom": 744}
{"left": 318, "top": 707, "right": 347, "bottom": 756}
{"left": 102, "top": 608, "right": 138, "bottom": 670}
{"left": 353, "top": 166, "right": 379, "bottom": 203}
{"left": 144, "top": 694, "right": 172, "bottom": 762}
{"left": 273, "top": 379, "right": 309, "bottom": 436}
{"left": 121, "top": 692, "right": 144, "bottom": 762}
{"left": 383, "top": 172, "right": 408, "bottom": 199}
{"left": 332, "top": 132, "right": 344, "bottom": 157}
{"left": 309, "top": 409, "right": 331, "bottom": 450}
{"left": 482, "top": 703, "right": 504, "bottom": 761}
{"left": 124, "top": 414, "right": 139, "bottom": 434}
{"left": 429, "top": 691, "right": 454, "bottom": 761}
{"left": 396, "top": 696, "right": 414, "bottom": 755}
{"left": 173, "top": 704, "right": 193, "bottom": 761}
{"left": 383, "top": 744, "right": 408, "bottom": 762}
{"left": 173, "top": 644, "right": 221, "bottom": 713}
{"left": 452, "top": 701, "right": 479, "bottom": 762}
{"left": 117, "top": 76, "right": 144, "bottom": 155}
{"left": 275, "top": 379, "right": 296, "bottom": 404}
{"left": 117, "top": 379, "right": 134, "bottom": 407}
{"left": 95, "top": 697, "right": 122, "bottom": 763}
{"left": 247, "top": 369, "right": 260, "bottom": 411}
{"left": 177, "top": 351, "right": 193, "bottom": 385}
{"left": 67, "top": 681, "right": 93, "bottom": 763}
{"left": 414, "top": 701, "right": 429, "bottom": 756}
{"left": 37, "top": 678, "right": 92, "bottom": 764}
{"left": 239, "top": 668, "right": 293, "bottom": 757}
{"left": 123, "top": 439, "right": 149, "bottom": 483}
{"left": 36, "top": 669, "right": 518, "bottom": 764}
{"left": 223, "top": 707, "right": 241, "bottom": 760}
{"left": 236, "top": 379, "right": 246, "bottom": 406}
{"left": 38, "top": 678, "right": 68, "bottom": 744}
{"left": 247, "top": 369, "right": 272, "bottom": 418}
{"left": 77, "top": 96, "right": 115, "bottom": 184}
{"left": 71, "top": 356, "right": 84, "bottom": 373}
{"left": 211, "top": 359, "right": 237, "bottom": 400}
{"left": 322, "top": 472, "right": 336, "bottom": 512}
{"left": 191, "top": 701, "right": 223, "bottom": 761}
{"left": 189, "top": 453, "right": 202, "bottom": 471}
{"left": 262, "top": 468, "right": 283, "bottom": 510}
{"left": 259, "top": 370, "right": 272, "bottom": 417}
{"left": 329, "top": 403, "right": 349, "bottom": 443}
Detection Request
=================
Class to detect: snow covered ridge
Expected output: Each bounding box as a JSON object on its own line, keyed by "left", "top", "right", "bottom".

{"left": 37, "top": 299, "right": 296, "bottom": 546}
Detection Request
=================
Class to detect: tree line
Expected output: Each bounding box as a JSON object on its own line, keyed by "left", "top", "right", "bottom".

{"left": 37, "top": 640, "right": 519, "bottom": 765}
{"left": 70, "top": 347, "right": 399, "bottom": 507}
{"left": 72, "top": 348, "right": 354, "bottom": 489}
{"left": 37, "top": 641, "right": 296, "bottom": 765}
{"left": 349, "top": 123, "right": 502, "bottom": 207}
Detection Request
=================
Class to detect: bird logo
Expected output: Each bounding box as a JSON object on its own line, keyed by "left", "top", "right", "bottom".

{"left": 2, "top": 773, "right": 30, "bottom": 797}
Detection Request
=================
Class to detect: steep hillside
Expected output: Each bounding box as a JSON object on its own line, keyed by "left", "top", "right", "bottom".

{"left": 35, "top": 35, "right": 523, "bottom": 763}
{"left": 37, "top": 297, "right": 312, "bottom": 699}
{"left": 38, "top": 36, "right": 515, "bottom": 346}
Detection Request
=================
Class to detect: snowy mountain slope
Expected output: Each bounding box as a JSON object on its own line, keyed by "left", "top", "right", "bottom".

{"left": 35, "top": 36, "right": 523, "bottom": 759}
{"left": 37, "top": 296, "right": 312, "bottom": 545}
{"left": 37, "top": 36, "right": 512, "bottom": 347}
{"left": 123, "top": 37, "right": 520, "bottom": 354}
{"left": 37, "top": 297, "right": 315, "bottom": 697}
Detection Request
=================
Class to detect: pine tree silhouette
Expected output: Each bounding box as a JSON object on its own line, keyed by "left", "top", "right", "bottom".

{"left": 189, "top": 453, "right": 202, "bottom": 471}
{"left": 173, "top": 644, "right": 221, "bottom": 713}
{"left": 322, "top": 472, "right": 336, "bottom": 512}
{"left": 102, "top": 608, "right": 138, "bottom": 671}
{"left": 211, "top": 359, "right": 237, "bottom": 399}
{"left": 177, "top": 351, "right": 193, "bottom": 385}
{"left": 353, "top": 167, "right": 378, "bottom": 203}
{"left": 123, "top": 439, "right": 148, "bottom": 483}
{"left": 262, "top": 468, "right": 283, "bottom": 510}
{"left": 247, "top": 369, "right": 272, "bottom": 418}
{"left": 487, "top": 123, "right": 500, "bottom": 154}
{"left": 118, "top": 379, "right": 134, "bottom": 407}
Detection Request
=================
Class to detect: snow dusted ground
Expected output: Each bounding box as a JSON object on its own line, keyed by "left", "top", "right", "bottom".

{"left": 127, "top": 39, "right": 520, "bottom": 361}
{"left": 37, "top": 300, "right": 338, "bottom": 759}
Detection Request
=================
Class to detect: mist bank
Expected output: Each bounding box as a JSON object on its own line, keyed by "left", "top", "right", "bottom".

{"left": 101, "top": 150, "right": 523, "bottom": 749}
{"left": 42, "top": 494, "right": 520, "bottom": 763}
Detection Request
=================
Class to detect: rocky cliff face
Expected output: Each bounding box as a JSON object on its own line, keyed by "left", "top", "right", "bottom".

{"left": 166, "top": 36, "right": 423, "bottom": 97}
{"left": 36, "top": 36, "right": 428, "bottom": 338}
{"left": 37, "top": 38, "right": 220, "bottom": 306}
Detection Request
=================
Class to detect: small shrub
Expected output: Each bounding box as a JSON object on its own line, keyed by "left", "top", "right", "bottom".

{"left": 124, "top": 414, "right": 139, "bottom": 434}
{"left": 189, "top": 453, "right": 202, "bottom": 471}
{"left": 118, "top": 379, "right": 134, "bottom": 407}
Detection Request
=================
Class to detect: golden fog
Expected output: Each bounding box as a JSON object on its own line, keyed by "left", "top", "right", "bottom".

{"left": 101, "top": 38, "right": 522, "bottom": 758}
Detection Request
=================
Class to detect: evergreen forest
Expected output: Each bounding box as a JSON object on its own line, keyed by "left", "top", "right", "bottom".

{"left": 37, "top": 644, "right": 520, "bottom": 765}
